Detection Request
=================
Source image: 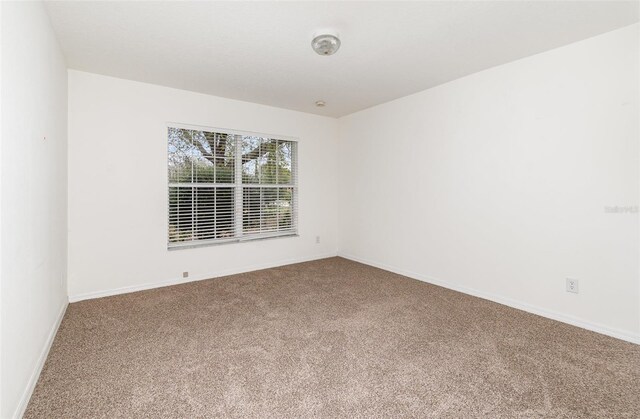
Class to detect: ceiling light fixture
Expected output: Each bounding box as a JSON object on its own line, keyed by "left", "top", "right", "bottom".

{"left": 315, "top": 100, "right": 326, "bottom": 107}
{"left": 311, "top": 31, "right": 341, "bottom": 56}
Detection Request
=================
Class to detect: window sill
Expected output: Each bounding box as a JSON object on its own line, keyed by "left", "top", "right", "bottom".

{"left": 167, "top": 232, "right": 299, "bottom": 251}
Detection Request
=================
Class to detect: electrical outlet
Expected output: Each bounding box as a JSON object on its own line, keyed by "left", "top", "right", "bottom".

{"left": 316, "top": 236, "right": 320, "bottom": 244}
{"left": 183, "top": 271, "right": 189, "bottom": 278}
{"left": 566, "top": 278, "right": 579, "bottom": 294}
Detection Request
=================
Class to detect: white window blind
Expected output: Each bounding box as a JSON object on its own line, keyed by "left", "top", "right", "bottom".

{"left": 168, "top": 126, "right": 298, "bottom": 248}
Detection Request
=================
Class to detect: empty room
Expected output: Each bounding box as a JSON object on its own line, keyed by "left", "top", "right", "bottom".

{"left": 1, "top": 0, "right": 639, "bottom": 417}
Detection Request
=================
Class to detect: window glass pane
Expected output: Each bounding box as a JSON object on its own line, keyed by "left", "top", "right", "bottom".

{"left": 169, "top": 186, "right": 236, "bottom": 243}
{"left": 192, "top": 187, "right": 235, "bottom": 240}
{"left": 168, "top": 186, "right": 194, "bottom": 242}
{"left": 193, "top": 130, "right": 235, "bottom": 184}
{"left": 242, "top": 187, "right": 294, "bottom": 235}
{"left": 276, "top": 187, "right": 294, "bottom": 229}
{"left": 277, "top": 141, "right": 293, "bottom": 185}
{"left": 242, "top": 186, "right": 261, "bottom": 234}
{"left": 261, "top": 187, "right": 279, "bottom": 230}
{"left": 192, "top": 130, "right": 215, "bottom": 183}
{"left": 168, "top": 128, "right": 235, "bottom": 184}
{"left": 242, "top": 136, "right": 282, "bottom": 184}
{"left": 241, "top": 136, "right": 260, "bottom": 183}
{"left": 259, "top": 140, "right": 277, "bottom": 184}
{"left": 168, "top": 128, "right": 197, "bottom": 183}
{"left": 214, "top": 187, "right": 236, "bottom": 237}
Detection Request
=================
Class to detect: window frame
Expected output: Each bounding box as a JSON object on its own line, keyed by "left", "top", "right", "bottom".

{"left": 167, "top": 123, "right": 299, "bottom": 250}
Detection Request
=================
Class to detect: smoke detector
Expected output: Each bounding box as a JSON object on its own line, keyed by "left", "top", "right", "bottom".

{"left": 311, "top": 31, "right": 341, "bottom": 56}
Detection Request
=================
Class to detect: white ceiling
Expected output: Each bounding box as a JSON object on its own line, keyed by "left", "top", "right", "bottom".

{"left": 45, "top": 1, "right": 639, "bottom": 118}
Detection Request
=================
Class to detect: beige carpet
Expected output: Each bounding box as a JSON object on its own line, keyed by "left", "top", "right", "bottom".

{"left": 25, "top": 257, "right": 639, "bottom": 418}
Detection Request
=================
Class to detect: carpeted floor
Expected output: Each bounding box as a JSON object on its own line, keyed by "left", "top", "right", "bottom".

{"left": 25, "top": 257, "right": 639, "bottom": 418}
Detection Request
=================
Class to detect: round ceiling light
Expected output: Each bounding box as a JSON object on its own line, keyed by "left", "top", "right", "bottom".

{"left": 311, "top": 32, "right": 341, "bottom": 56}
{"left": 315, "top": 100, "right": 326, "bottom": 107}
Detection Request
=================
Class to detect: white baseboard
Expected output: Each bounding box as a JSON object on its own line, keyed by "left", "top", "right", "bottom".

{"left": 338, "top": 252, "right": 640, "bottom": 345}
{"left": 14, "top": 300, "right": 68, "bottom": 419}
{"left": 69, "top": 251, "right": 339, "bottom": 303}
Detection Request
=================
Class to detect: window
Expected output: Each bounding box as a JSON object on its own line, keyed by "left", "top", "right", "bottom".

{"left": 168, "top": 125, "right": 298, "bottom": 248}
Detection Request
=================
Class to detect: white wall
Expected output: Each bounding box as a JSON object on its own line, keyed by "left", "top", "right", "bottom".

{"left": 0, "top": 2, "right": 68, "bottom": 417}
{"left": 67, "top": 70, "right": 339, "bottom": 300}
{"left": 338, "top": 24, "right": 640, "bottom": 342}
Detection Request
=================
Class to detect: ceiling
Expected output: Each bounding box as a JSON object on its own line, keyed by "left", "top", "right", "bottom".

{"left": 45, "top": 1, "right": 639, "bottom": 118}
